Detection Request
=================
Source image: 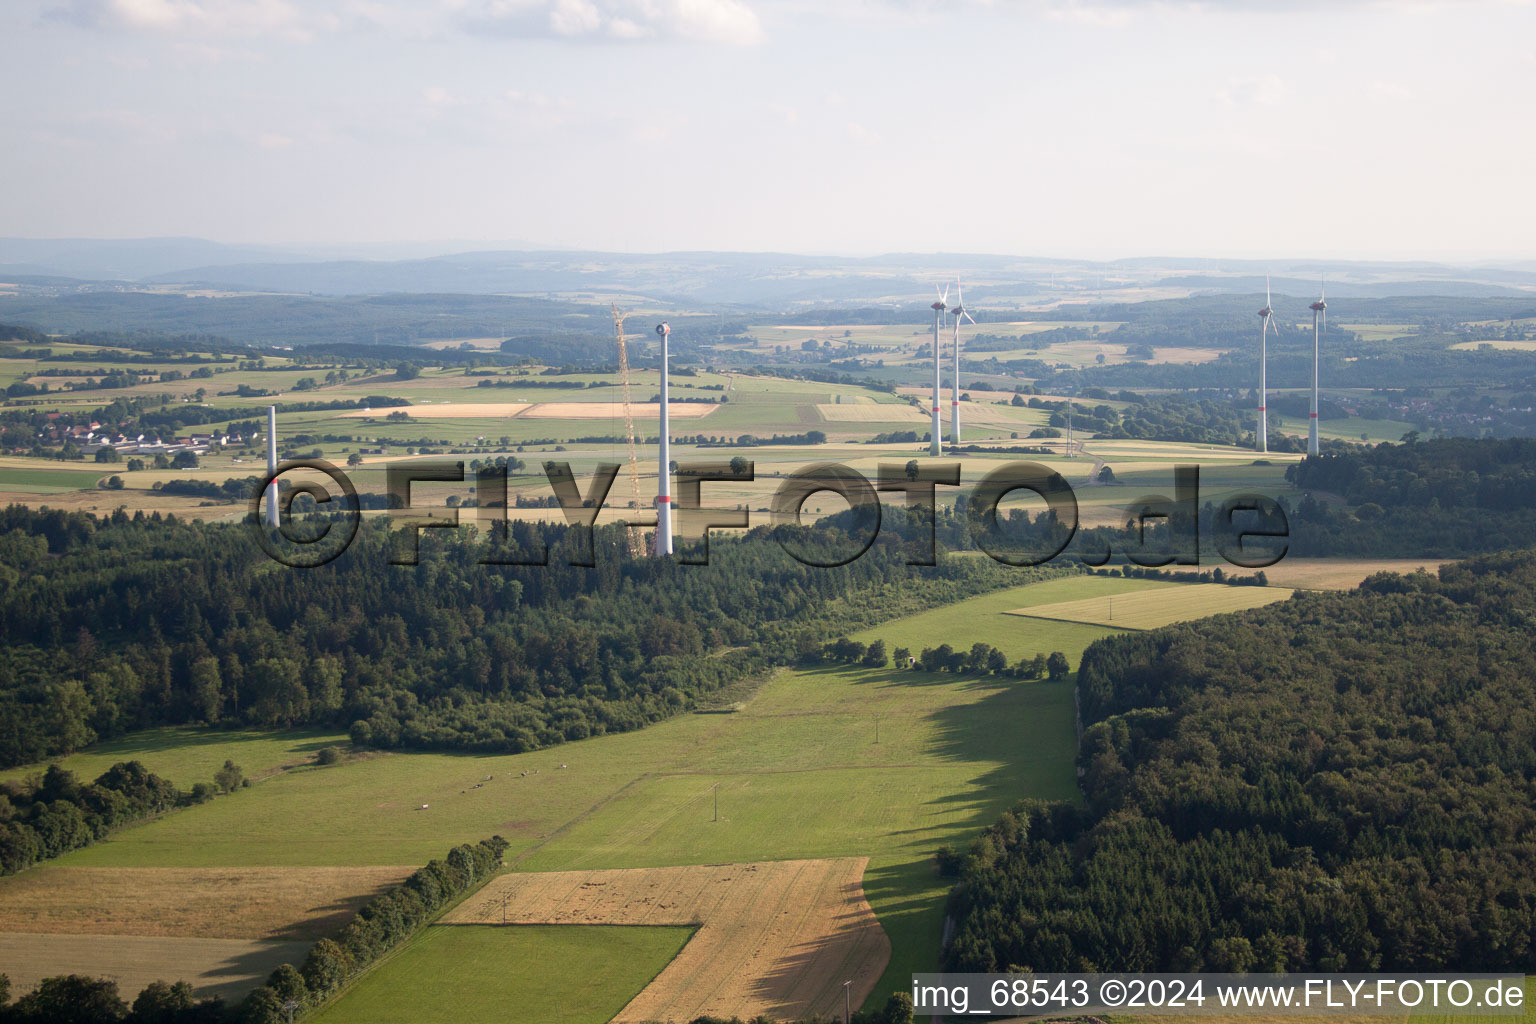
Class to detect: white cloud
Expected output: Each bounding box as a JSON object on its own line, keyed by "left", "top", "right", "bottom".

{"left": 49, "top": 0, "right": 323, "bottom": 38}
{"left": 467, "top": 0, "right": 762, "bottom": 43}
{"left": 1218, "top": 73, "right": 1288, "bottom": 109}
{"left": 256, "top": 131, "right": 293, "bottom": 148}
{"left": 548, "top": 0, "right": 601, "bottom": 34}
{"left": 670, "top": 0, "right": 761, "bottom": 42}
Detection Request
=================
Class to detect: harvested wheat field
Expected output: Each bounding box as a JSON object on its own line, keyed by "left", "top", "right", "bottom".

{"left": 0, "top": 932, "right": 310, "bottom": 1003}
{"left": 953, "top": 402, "right": 1041, "bottom": 426}
{"left": 520, "top": 401, "right": 721, "bottom": 419}
{"left": 816, "top": 403, "right": 926, "bottom": 423}
{"left": 0, "top": 865, "right": 414, "bottom": 940}
{"left": 337, "top": 403, "right": 529, "bottom": 418}
{"left": 440, "top": 857, "right": 889, "bottom": 1022}
{"left": 1220, "top": 558, "right": 1453, "bottom": 591}
{"left": 1007, "top": 583, "right": 1293, "bottom": 630}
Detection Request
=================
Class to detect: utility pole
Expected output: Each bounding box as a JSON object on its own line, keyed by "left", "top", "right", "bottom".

{"left": 874, "top": 715, "right": 879, "bottom": 744}
{"left": 843, "top": 980, "right": 852, "bottom": 1024}
{"left": 713, "top": 783, "right": 719, "bottom": 822}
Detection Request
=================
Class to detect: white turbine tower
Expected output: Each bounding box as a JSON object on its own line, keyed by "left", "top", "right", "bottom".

{"left": 1256, "top": 276, "right": 1277, "bottom": 453}
{"left": 929, "top": 286, "right": 949, "bottom": 456}
{"left": 264, "top": 405, "right": 279, "bottom": 528}
{"left": 1309, "top": 277, "right": 1327, "bottom": 456}
{"left": 654, "top": 322, "right": 673, "bottom": 556}
{"left": 949, "top": 282, "right": 976, "bottom": 445}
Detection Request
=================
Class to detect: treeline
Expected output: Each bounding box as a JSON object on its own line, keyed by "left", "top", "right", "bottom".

{"left": 0, "top": 506, "right": 1041, "bottom": 767}
{"left": 1286, "top": 438, "right": 1536, "bottom": 556}
{"left": 807, "top": 635, "right": 1072, "bottom": 680}
{"left": 946, "top": 550, "right": 1536, "bottom": 974}
{"left": 0, "top": 761, "right": 242, "bottom": 876}
{"left": 721, "top": 431, "right": 827, "bottom": 447}
{"left": 0, "top": 836, "right": 507, "bottom": 1024}
{"left": 242, "top": 836, "right": 508, "bottom": 1023}
{"left": 1289, "top": 436, "right": 1536, "bottom": 510}
{"left": 475, "top": 378, "right": 612, "bottom": 389}
{"left": 0, "top": 324, "right": 51, "bottom": 346}
{"left": 1038, "top": 339, "right": 1536, "bottom": 393}
{"left": 149, "top": 478, "right": 261, "bottom": 501}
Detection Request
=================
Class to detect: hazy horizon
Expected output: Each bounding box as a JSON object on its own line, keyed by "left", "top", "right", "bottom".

{"left": 3, "top": 0, "right": 1534, "bottom": 261}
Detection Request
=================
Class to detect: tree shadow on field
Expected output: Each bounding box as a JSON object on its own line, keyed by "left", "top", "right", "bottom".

{"left": 267, "top": 875, "right": 409, "bottom": 942}
{"left": 198, "top": 940, "right": 312, "bottom": 1003}
{"left": 746, "top": 878, "right": 889, "bottom": 1021}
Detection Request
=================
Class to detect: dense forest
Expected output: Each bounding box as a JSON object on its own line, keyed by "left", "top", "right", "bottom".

{"left": 945, "top": 550, "right": 1536, "bottom": 973}
{"left": 1286, "top": 437, "right": 1536, "bottom": 556}
{"left": 0, "top": 506, "right": 1049, "bottom": 768}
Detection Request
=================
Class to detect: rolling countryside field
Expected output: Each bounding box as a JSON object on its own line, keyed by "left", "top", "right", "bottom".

{"left": 0, "top": 574, "right": 1120, "bottom": 1015}
{"left": 0, "top": 566, "right": 1440, "bottom": 1022}
{"left": 1, "top": 331, "right": 1503, "bottom": 1024}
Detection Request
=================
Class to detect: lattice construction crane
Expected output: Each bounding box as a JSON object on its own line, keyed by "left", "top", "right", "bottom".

{"left": 611, "top": 303, "right": 647, "bottom": 557}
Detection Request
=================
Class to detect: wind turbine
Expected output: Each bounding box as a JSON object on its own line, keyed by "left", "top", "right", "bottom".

{"left": 1308, "top": 277, "right": 1327, "bottom": 457}
{"left": 653, "top": 322, "right": 673, "bottom": 556}
{"left": 930, "top": 285, "right": 949, "bottom": 456}
{"left": 1256, "top": 275, "right": 1277, "bottom": 453}
{"left": 949, "top": 282, "right": 976, "bottom": 445}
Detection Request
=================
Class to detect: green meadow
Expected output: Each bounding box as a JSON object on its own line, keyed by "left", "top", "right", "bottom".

{"left": 310, "top": 924, "right": 695, "bottom": 1024}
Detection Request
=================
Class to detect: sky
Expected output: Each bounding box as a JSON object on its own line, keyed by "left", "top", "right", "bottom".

{"left": 2, "top": 0, "right": 1534, "bottom": 260}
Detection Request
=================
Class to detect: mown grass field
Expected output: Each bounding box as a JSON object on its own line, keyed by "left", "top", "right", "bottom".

{"left": 309, "top": 924, "right": 695, "bottom": 1024}
{"left": 0, "top": 465, "right": 105, "bottom": 492}
{"left": 0, "top": 727, "right": 347, "bottom": 789}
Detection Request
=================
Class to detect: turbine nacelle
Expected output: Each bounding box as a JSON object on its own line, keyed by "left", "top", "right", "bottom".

{"left": 1310, "top": 300, "right": 1327, "bottom": 312}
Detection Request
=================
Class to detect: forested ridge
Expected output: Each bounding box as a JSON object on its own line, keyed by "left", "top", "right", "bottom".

{"left": 945, "top": 550, "right": 1536, "bottom": 973}
{"left": 1287, "top": 438, "right": 1536, "bottom": 556}
{"left": 0, "top": 506, "right": 1049, "bottom": 768}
